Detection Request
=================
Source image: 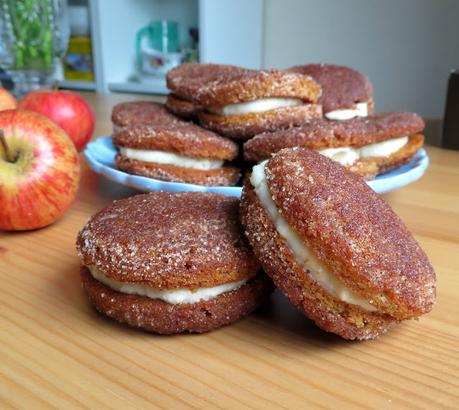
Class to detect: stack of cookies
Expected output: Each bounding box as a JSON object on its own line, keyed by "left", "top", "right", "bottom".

{"left": 110, "top": 63, "right": 426, "bottom": 186}
{"left": 77, "top": 153, "right": 436, "bottom": 339}
{"left": 168, "top": 62, "right": 426, "bottom": 182}
{"left": 80, "top": 62, "right": 435, "bottom": 340}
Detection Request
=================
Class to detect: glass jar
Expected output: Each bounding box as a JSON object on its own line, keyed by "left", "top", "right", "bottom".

{"left": 0, "top": 0, "right": 69, "bottom": 97}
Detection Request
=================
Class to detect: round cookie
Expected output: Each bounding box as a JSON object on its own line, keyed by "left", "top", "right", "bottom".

{"left": 195, "top": 69, "right": 321, "bottom": 106}
{"left": 77, "top": 192, "right": 274, "bottom": 334}
{"left": 166, "top": 63, "right": 247, "bottom": 119}
{"left": 243, "top": 112, "right": 425, "bottom": 179}
{"left": 113, "top": 122, "right": 241, "bottom": 186}
{"left": 195, "top": 69, "right": 322, "bottom": 140}
{"left": 240, "top": 148, "right": 436, "bottom": 340}
{"left": 288, "top": 64, "right": 373, "bottom": 119}
{"left": 111, "top": 101, "right": 179, "bottom": 131}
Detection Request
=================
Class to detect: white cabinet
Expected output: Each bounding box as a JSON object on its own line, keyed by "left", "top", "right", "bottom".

{"left": 63, "top": 0, "right": 263, "bottom": 94}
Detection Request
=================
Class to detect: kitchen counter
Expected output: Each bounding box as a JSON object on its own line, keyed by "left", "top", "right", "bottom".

{"left": 1, "top": 92, "right": 458, "bottom": 409}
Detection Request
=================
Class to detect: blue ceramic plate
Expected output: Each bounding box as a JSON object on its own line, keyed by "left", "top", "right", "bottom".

{"left": 84, "top": 136, "right": 429, "bottom": 197}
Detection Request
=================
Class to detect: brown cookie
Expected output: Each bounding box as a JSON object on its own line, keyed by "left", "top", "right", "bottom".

{"left": 115, "top": 155, "right": 241, "bottom": 186}
{"left": 81, "top": 268, "right": 273, "bottom": 334}
{"left": 112, "top": 122, "right": 240, "bottom": 186}
{"left": 77, "top": 192, "right": 273, "bottom": 334}
{"left": 346, "top": 134, "right": 424, "bottom": 178}
{"left": 243, "top": 112, "right": 425, "bottom": 178}
{"left": 240, "top": 148, "right": 436, "bottom": 340}
{"left": 288, "top": 63, "right": 373, "bottom": 113}
{"left": 113, "top": 123, "right": 238, "bottom": 160}
{"left": 195, "top": 69, "right": 321, "bottom": 106}
{"left": 111, "top": 101, "right": 179, "bottom": 130}
{"left": 198, "top": 104, "right": 323, "bottom": 140}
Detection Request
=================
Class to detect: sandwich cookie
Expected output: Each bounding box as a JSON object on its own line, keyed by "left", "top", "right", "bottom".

{"left": 241, "top": 148, "right": 436, "bottom": 340}
{"left": 77, "top": 192, "right": 273, "bottom": 334}
{"left": 244, "top": 112, "right": 425, "bottom": 179}
{"left": 288, "top": 64, "right": 373, "bottom": 120}
{"left": 166, "top": 63, "right": 246, "bottom": 119}
{"left": 113, "top": 122, "right": 241, "bottom": 186}
{"left": 111, "top": 101, "right": 179, "bottom": 132}
{"left": 195, "top": 69, "right": 322, "bottom": 140}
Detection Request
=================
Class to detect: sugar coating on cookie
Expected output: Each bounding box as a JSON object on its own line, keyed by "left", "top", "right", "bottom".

{"left": 195, "top": 69, "right": 321, "bottom": 106}
{"left": 167, "top": 63, "right": 248, "bottom": 100}
{"left": 77, "top": 192, "right": 273, "bottom": 333}
{"left": 288, "top": 64, "right": 373, "bottom": 119}
{"left": 241, "top": 148, "right": 436, "bottom": 340}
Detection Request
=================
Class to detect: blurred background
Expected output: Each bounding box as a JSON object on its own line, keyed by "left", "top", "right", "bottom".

{"left": 1, "top": 0, "right": 458, "bottom": 145}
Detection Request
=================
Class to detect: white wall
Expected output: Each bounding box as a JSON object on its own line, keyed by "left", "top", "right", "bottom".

{"left": 263, "top": 0, "right": 459, "bottom": 118}
{"left": 200, "top": 0, "right": 263, "bottom": 68}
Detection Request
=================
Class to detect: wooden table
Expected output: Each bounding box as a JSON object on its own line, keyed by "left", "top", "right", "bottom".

{"left": 1, "top": 92, "right": 458, "bottom": 409}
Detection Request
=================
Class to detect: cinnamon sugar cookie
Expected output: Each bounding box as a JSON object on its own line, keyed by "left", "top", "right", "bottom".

{"left": 244, "top": 112, "right": 425, "bottom": 179}
{"left": 195, "top": 69, "right": 322, "bottom": 140}
{"left": 288, "top": 64, "right": 373, "bottom": 120}
{"left": 77, "top": 192, "right": 273, "bottom": 334}
{"left": 240, "top": 148, "right": 436, "bottom": 340}
{"left": 113, "top": 122, "right": 240, "bottom": 186}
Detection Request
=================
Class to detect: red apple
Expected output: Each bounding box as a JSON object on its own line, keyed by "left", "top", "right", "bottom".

{"left": 0, "top": 88, "right": 17, "bottom": 111}
{"left": 19, "top": 90, "right": 94, "bottom": 151}
{"left": 0, "top": 109, "right": 80, "bottom": 231}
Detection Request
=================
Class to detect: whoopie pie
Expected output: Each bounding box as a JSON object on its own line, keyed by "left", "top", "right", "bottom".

{"left": 77, "top": 192, "right": 273, "bottom": 334}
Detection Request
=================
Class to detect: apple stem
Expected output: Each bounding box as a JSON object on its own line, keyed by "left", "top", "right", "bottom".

{"left": 0, "top": 129, "right": 16, "bottom": 163}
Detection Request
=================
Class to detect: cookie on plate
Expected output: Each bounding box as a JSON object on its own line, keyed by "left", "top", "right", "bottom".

{"left": 77, "top": 192, "right": 273, "bottom": 334}
{"left": 244, "top": 112, "right": 425, "bottom": 179}
{"left": 111, "top": 101, "right": 179, "bottom": 132}
{"left": 113, "top": 121, "right": 241, "bottom": 186}
{"left": 195, "top": 69, "right": 322, "bottom": 140}
{"left": 288, "top": 64, "right": 373, "bottom": 121}
{"left": 240, "top": 147, "right": 436, "bottom": 340}
{"left": 166, "top": 63, "right": 247, "bottom": 119}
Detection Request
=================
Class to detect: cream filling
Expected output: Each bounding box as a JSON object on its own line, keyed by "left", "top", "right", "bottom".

{"left": 250, "top": 162, "right": 377, "bottom": 312}
{"left": 88, "top": 266, "right": 248, "bottom": 305}
{"left": 318, "top": 136, "right": 409, "bottom": 166}
{"left": 119, "top": 147, "right": 224, "bottom": 170}
{"left": 209, "top": 97, "right": 303, "bottom": 116}
{"left": 325, "top": 102, "right": 369, "bottom": 121}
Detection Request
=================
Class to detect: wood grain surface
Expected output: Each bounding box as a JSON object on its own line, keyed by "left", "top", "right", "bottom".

{"left": 0, "top": 92, "right": 458, "bottom": 409}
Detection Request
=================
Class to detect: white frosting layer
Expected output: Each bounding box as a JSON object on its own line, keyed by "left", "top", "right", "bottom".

{"left": 210, "top": 98, "right": 303, "bottom": 116}
{"left": 250, "top": 162, "right": 377, "bottom": 312}
{"left": 325, "top": 102, "right": 369, "bottom": 121}
{"left": 318, "top": 136, "right": 409, "bottom": 166}
{"left": 88, "top": 266, "right": 248, "bottom": 304}
{"left": 119, "top": 147, "right": 224, "bottom": 170}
